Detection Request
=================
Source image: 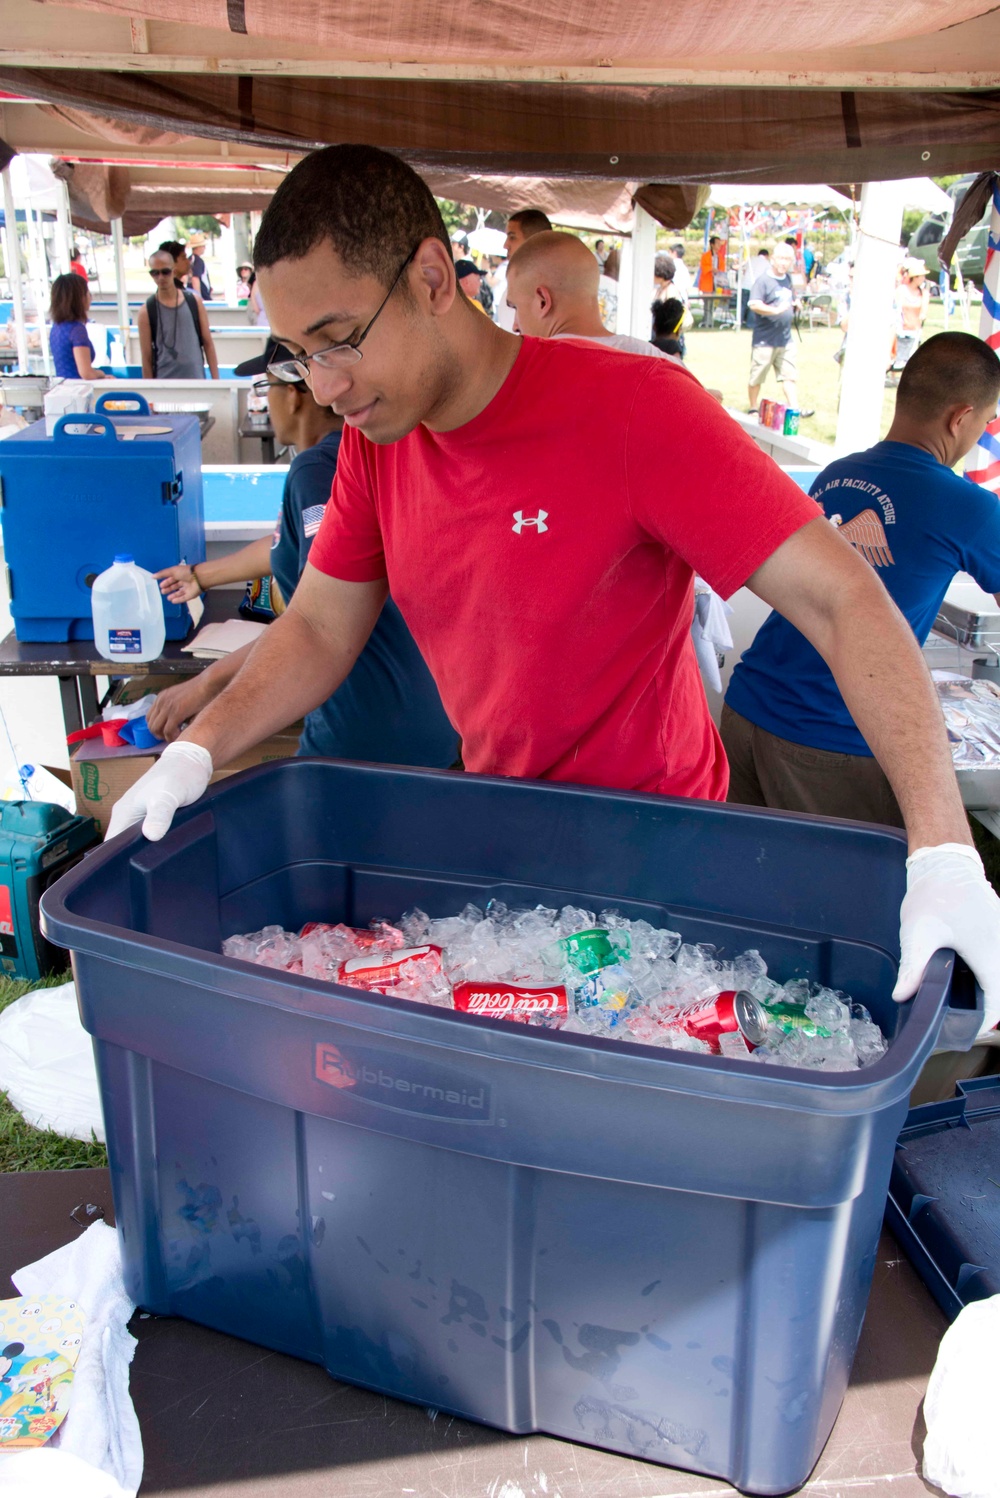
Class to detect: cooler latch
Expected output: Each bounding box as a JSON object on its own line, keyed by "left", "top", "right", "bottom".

{"left": 162, "top": 472, "right": 184, "bottom": 504}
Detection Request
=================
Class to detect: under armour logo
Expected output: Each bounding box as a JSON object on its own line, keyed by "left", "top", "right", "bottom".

{"left": 512, "top": 510, "right": 549, "bottom": 534}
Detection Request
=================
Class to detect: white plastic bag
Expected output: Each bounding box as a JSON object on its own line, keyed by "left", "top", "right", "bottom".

{"left": 0, "top": 980, "right": 104, "bottom": 1141}
{"left": 923, "top": 1293, "right": 1000, "bottom": 1498}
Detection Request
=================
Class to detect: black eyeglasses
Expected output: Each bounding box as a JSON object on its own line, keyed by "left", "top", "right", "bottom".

{"left": 267, "top": 245, "right": 418, "bottom": 383}
{"left": 149, "top": 268, "right": 174, "bottom": 278}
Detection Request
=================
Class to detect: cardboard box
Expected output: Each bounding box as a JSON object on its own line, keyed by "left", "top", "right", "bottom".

{"left": 72, "top": 730, "right": 302, "bottom": 834}
{"left": 71, "top": 740, "right": 160, "bottom": 836}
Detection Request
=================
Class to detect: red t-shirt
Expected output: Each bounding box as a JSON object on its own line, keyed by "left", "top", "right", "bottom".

{"left": 309, "top": 338, "right": 820, "bottom": 800}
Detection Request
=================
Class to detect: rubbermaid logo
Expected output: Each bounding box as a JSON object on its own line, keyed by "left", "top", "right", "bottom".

{"left": 315, "top": 1043, "right": 491, "bottom": 1121}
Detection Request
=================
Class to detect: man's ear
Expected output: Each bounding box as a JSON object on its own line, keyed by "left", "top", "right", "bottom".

{"left": 536, "top": 284, "right": 553, "bottom": 319}
{"left": 413, "top": 237, "right": 457, "bottom": 316}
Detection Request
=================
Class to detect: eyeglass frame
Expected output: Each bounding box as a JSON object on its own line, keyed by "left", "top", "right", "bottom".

{"left": 149, "top": 267, "right": 175, "bottom": 277}
{"left": 266, "top": 244, "right": 419, "bottom": 384}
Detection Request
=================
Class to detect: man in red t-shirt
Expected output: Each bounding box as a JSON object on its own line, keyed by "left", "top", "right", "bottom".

{"left": 109, "top": 144, "right": 1000, "bottom": 1028}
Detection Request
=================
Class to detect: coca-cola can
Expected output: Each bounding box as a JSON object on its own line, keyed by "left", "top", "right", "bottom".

{"left": 681, "top": 989, "right": 768, "bottom": 1050}
{"left": 336, "top": 945, "right": 442, "bottom": 993}
{"left": 453, "top": 982, "right": 568, "bottom": 1023}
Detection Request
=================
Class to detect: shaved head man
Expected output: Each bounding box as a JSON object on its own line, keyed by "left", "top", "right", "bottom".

{"left": 506, "top": 230, "right": 683, "bottom": 364}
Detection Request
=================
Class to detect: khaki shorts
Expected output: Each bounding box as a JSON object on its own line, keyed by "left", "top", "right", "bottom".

{"left": 749, "top": 340, "right": 796, "bottom": 387}
{"left": 720, "top": 703, "right": 904, "bottom": 827}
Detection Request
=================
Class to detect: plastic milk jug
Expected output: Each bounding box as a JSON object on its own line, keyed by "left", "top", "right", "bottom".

{"left": 91, "top": 554, "right": 166, "bottom": 664}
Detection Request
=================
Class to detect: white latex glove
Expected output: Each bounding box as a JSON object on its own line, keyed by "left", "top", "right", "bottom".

{"left": 105, "top": 741, "right": 213, "bottom": 842}
{"left": 893, "top": 843, "right": 1000, "bottom": 1036}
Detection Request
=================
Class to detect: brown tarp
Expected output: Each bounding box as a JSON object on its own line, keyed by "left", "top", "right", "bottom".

{"left": 3, "top": 68, "right": 1000, "bottom": 183}
{"left": 30, "top": 0, "right": 1000, "bottom": 68}
{"left": 939, "top": 171, "right": 996, "bottom": 267}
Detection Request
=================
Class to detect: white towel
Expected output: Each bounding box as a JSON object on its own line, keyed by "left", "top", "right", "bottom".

{"left": 0, "top": 1222, "right": 143, "bottom": 1497}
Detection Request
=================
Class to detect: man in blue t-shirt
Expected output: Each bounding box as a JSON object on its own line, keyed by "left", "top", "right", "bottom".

{"left": 148, "top": 340, "right": 457, "bottom": 768}
{"left": 724, "top": 331, "right": 1000, "bottom": 825}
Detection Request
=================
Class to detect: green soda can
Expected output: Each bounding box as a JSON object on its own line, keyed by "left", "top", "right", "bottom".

{"left": 764, "top": 1002, "right": 832, "bottom": 1038}
{"left": 549, "top": 927, "right": 631, "bottom": 975}
{"left": 783, "top": 409, "right": 800, "bottom": 436}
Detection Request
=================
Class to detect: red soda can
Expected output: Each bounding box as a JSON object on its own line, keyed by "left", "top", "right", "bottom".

{"left": 453, "top": 982, "right": 568, "bottom": 1023}
{"left": 681, "top": 989, "right": 768, "bottom": 1051}
{"left": 300, "top": 921, "right": 403, "bottom": 950}
{"left": 759, "top": 398, "right": 773, "bottom": 427}
{"left": 336, "top": 944, "right": 442, "bottom": 993}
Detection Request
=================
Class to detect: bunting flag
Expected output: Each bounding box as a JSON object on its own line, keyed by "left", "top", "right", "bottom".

{"left": 965, "top": 176, "right": 1000, "bottom": 491}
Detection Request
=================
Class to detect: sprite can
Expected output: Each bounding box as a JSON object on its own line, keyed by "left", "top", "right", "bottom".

{"left": 783, "top": 409, "right": 800, "bottom": 436}
{"left": 548, "top": 927, "right": 631, "bottom": 976}
{"left": 762, "top": 1001, "right": 832, "bottom": 1038}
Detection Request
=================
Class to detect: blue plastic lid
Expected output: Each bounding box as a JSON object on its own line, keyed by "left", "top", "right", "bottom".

{"left": 18, "top": 764, "right": 34, "bottom": 779}
{"left": 113, "top": 553, "right": 135, "bottom": 565}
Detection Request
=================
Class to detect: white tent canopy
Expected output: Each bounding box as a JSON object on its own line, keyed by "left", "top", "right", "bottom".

{"left": 710, "top": 183, "right": 853, "bottom": 212}
{"left": 894, "top": 176, "right": 955, "bottom": 215}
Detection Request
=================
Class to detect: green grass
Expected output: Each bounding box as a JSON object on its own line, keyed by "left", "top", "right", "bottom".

{"left": 683, "top": 298, "right": 962, "bottom": 448}
{"left": 0, "top": 971, "right": 109, "bottom": 1173}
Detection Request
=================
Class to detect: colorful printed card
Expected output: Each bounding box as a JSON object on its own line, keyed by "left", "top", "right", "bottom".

{"left": 0, "top": 1294, "right": 84, "bottom": 1447}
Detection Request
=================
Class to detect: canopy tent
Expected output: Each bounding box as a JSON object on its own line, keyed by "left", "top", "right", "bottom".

{"left": 1, "top": 0, "right": 1000, "bottom": 186}
{"left": 4, "top": 0, "right": 1000, "bottom": 89}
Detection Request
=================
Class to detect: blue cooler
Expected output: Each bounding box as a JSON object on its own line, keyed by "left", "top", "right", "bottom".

{"left": 40, "top": 766, "right": 981, "bottom": 1494}
{"left": 0, "top": 393, "right": 204, "bottom": 642}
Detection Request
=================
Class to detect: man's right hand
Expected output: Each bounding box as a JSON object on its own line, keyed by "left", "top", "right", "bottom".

{"left": 106, "top": 742, "right": 214, "bottom": 842}
{"left": 146, "top": 677, "right": 214, "bottom": 742}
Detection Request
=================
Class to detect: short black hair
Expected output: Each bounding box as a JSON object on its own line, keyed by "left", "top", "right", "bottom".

{"left": 254, "top": 144, "right": 450, "bottom": 288}
{"left": 651, "top": 297, "right": 685, "bottom": 338}
{"left": 654, "top": 253, "right": 675, "bottom": 282}
{"left": 897, "top": 332, "right": 1000, "bottom": 418}
{"left": 158, "top": 240, "right": 184, "bottom": 260}
{"left": 508, "top": 209, "right": 553, "bottom": 237}
{"left": 709, "top": 236, "right": 721, "bottom": 246}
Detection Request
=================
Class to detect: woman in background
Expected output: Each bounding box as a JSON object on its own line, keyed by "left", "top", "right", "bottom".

{"left": 48, "top": 273, "right": 115, "bottom": 380}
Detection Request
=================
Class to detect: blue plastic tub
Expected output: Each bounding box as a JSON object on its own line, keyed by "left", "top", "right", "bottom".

{"left": 40, "top": 763, "right": 979, "bottom": 1494}
{"left": 886, "top": 1075, "right": 1000, "bottom": 1320}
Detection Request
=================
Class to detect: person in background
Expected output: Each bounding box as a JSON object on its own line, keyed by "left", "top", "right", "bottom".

{"left": 49, "top": 273, "right": 116, "bottom": 380}
{"left": 454, "top": 258, "right": 489, "bottom": 312}
{"left": 505, "top": 231, "right": 682, "bottom": 364}
{"left": 450, "top": 231, "right": 469, "bottom": 261}
{"left": 650, "top": 297, "right": 687, "bottom": 359}
{"left": 802, "top": 241, "right": 816, "bottom": 280}
{"left": 158, "top": 240, "right": 192, "bottom": 292}
{"left": 889, "top": 258, "right": 931, "bottom": 383}
{"left": 594, "top": 238, "right": 609, "bottom": 267}
{"left": 723, "top": 332, "right": 1000, "bottom": 826}
{"left": 495, "top": 208, "right": 553, "bottom": 330}
{"left": 697, "top": 235, "right": 726, "bottom": 327}
{"left": 249, "top": 273, "right": 268, "bottom": 326}
{"left": 747, "top": 242, "right": 812, "bottom": 417}
{"left": 187, "top": 235, "right": 213, "bottom": 301}
{"left": 139, "top": 249, "right": 219, "bottom": 380}
{"left": 653, "top": 253, "right": 676, "bottom": 302}
{"left": 148, "top": 339, "right": 457, "bottom": 769}
{"left": 669, "top": 242, "right": 692, "bottom": 304}
{"left": 236, "top": 263, "right": 255, "bottom": 305}
{"left": 69, "top": 245, "right": 87, "bottom": 281}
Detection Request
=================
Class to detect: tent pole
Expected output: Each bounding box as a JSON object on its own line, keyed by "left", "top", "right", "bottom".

{"left": 28, "top": 203, "right": 52, "bottom": 377}
{"left": 1, "top": 167, "right": 29, "bottom": 372}
{"left": 54, "top": 180, "right": 73, "bottom": 275}
{"left": 615, "top": 234, "right": 634, "bottom": 336}
{"left": 834, "top": 180, "right": 905, "bottom": 457}
{"left": 626, "top": 203, "right": 656, "bottom": 339}
{"left": 111, "top": 217, "right": 129, "bottom": 368}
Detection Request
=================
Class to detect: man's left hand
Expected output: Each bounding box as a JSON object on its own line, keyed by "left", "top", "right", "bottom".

{"left": 893, "top": 843, "right": 1000, "bottom": 1036}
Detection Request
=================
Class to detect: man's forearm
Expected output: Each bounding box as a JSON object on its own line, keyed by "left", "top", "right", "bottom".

{"left": 750, "top": 520, "right": 971, "bottom": 852}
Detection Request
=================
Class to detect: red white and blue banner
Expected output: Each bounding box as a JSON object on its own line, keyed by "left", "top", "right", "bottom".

{"left": 965, "top": 177, "right": 1000, "bottom": 491}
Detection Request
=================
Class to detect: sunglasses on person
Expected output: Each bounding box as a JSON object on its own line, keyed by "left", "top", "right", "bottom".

{"left": 267, "top": 245, "right": 418, "bottom": 384}
{"left": 149, "top": 267, "right": 174, "bottom": 278}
